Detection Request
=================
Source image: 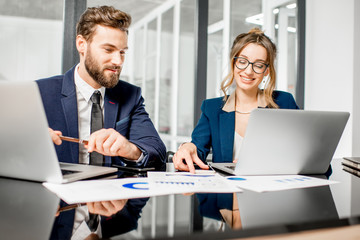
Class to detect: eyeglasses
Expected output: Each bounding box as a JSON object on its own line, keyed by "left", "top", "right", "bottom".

{"left": 234, "top": 57, "right": 269, "bottom": 74}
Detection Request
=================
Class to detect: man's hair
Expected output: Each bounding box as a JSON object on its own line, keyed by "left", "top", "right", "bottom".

{"left": 76, "top": 5, "right": 132, "bottom": 42}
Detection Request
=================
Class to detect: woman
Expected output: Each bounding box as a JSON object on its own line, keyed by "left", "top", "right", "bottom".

{"left": 173, "top": 28, "right": 299, "bottom": 173}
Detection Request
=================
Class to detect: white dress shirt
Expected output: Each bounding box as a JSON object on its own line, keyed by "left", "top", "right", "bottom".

{"left": 71, "top": 64, "right": 144, "bottom": 239}
{"left": 233, "top": 132, "right": 243, "bottom": 163}
{"left": 74, "top": 65, "right": 105, "bottom": 165}
{"left": 72, "top": 64, "right": 104, "bottom": 239}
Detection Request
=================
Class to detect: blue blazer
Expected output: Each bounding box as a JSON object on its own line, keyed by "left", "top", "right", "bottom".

{"left": 37, "top": 66, "right": 166, "bottom": 239}
{"left": 191, "top": 91, "right": 299, "bottom": 163}
{"left": 36, "top": 66, "right": 166, "bottom": 168}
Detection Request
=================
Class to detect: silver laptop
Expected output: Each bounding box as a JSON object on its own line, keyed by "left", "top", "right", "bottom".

{"left": 210, "top": 108, "right": 349, "bottom": 175}
{"left": 0, "top": 81, "right": 117, "bottom": 183}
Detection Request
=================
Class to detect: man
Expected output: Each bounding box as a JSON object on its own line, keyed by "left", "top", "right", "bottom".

{"left": 36, "top": 6, "right": 166, "bottom": 239}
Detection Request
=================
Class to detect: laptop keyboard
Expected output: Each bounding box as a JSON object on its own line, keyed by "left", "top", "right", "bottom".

{"left": 225, "top": 165, "right": 236, "bottom": 170}
{"left": 61, "top": 169, "right": 80, "bottom": 175}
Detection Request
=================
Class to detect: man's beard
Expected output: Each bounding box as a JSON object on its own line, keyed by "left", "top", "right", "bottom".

{"left": 84, "top": 49, "right": 121, "bottom": 88}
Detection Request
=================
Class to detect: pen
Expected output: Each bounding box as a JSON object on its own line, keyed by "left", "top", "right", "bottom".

{"left": 58, "top": 203, "right": 86, "bottom": 213}
{"left": 59, "top": 135, "right": 89, "bottom": 145}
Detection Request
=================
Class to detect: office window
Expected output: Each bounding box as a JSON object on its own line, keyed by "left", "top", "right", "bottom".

{"left": 85, "top": 0, "right": 302, "bottom": 151}
{"left": 0, "top": 0, "right": 302, "bottom": 148}
{"left": 206, "top": 0, "right": 299, "bottom": 100}
{"left": 206, "top": 0, "right": 263, "bottom": 99}
{"left": 0, "top": 0, "right": 63, "bottom": 82}
{"left": 273, "top": 1, "right": 298, "bottom": 97}
{"left": 177, "top": 0, "right": 196, "bottom": 137}
{"left": 158, "top": 8, "right": 174, "bottom": 136}
{"left": 102, "top": 0, "right": 197, "bottom": 152}
{"left": 144, "top": 19, "right": 157, "bottom": 121}
{"left": 61, "top": 0, "right": 304, "bottom": 238}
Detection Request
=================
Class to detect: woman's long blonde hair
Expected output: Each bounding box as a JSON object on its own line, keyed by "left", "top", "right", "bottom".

{"left": 220, "top": 28, "right": 278, "bottom": 108}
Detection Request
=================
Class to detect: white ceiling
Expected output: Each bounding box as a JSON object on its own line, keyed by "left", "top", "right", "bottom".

{"left": 0, "top": 0, "right": 263, "bottom": 36}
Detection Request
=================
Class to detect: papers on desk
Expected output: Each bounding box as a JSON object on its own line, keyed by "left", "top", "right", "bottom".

{"left": 147, "top": 171, "right": 240, "bottom": 194}
{"left": 43, "top": 172, "right": 338, "bottom": 204}
{"left": 44, "top": 178, "right": 151, "bottom": 204}
{"left": 224, "top": 175, "right": 338, "bottom": 192}
{"left": 43, "top": 172, "right": 241, "bottom": 204}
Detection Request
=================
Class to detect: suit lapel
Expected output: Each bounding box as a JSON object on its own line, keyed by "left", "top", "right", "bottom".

{"left": 103, "top": 89, "right": 120, "bottom": 165}
{"left": 104, "top": 89, "right": 119, "bottom": 129}
{"left": 61, "top": 68, "right": 79, "bottom": 163}
{"left": 219, "top": 111, "right": 235, "bottom": 163}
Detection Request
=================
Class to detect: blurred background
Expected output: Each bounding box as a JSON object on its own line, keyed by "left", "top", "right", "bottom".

{"left": 1, "top": 1, "right": 360, "bottom": 238}
{"left": 0, "top": 0, "right": 299, "bottom": 152}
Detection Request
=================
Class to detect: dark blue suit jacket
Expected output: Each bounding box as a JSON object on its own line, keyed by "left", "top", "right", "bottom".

{"left": 191, "top": 91, "right": 299, "bottom": 163}
{"left": 36, "top": 66, "right": 166, "bottom": 168}
{"left": 36, "top": 66, "right": 166, "bottom": 239}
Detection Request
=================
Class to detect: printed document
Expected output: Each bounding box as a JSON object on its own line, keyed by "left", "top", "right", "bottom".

{"left": 43, "top": 172, "right": 241, "bottom": 204}
{"left": 224, "top": 175, "right": 338, "bottom": 192}
{"left": 43, "top": 173, "right": 337, "bottom": 204}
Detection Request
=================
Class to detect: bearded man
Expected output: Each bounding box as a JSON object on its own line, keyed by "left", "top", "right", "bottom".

{"left": 36, "top": 6, "right": 166, "bottom": 239}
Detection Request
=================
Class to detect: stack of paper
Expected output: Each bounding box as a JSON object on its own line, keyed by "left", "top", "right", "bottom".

{"left": 43, "top": 172, "right": 240, "bottom": 204}
{"left": 43, "top": 172, "right": 337, "bottom": 204}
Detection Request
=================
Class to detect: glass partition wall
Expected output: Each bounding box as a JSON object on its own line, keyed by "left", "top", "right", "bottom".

{"left": 0, "top": 0, "right": 301, "bottom": 152}
{"left": 115, "top": 0, "right": 301, "bottom": 153}
{"left": 0, "top": 0, "right": 302, "bottom": 238}
{"left": 207, "top": 0, "right": 299, "bottom": 98}
{"left": 95, "top": 0, "right": 198, "bottom": 152}
{"left": 0, "top": 0, "right": 64, "bottom": 82}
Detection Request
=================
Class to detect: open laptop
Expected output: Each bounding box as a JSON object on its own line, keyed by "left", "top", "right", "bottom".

{"left": 0, "top": 81, "right": 117, "bottom": 183}
{"left": 209, "top": 108, "right": 349, "bottom": 175}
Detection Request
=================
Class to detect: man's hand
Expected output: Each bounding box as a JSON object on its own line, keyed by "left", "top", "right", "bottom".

{"left": 172, "top": 142, "right": 209, "bottom": 174}
{"left": 48, "top": 128, "right": 62, "bottom": 145}
{"left": 87, "top": 199, "right": 128, "bottom": 217}
{"left": 85, "top": 129, "right": 141, "bottom": 160}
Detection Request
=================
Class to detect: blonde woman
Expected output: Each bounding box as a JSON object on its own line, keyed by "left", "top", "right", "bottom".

{"left": 173, "top": 28, "right": 299, "bottom": 173}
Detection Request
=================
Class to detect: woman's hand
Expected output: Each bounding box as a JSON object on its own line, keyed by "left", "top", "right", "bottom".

{"left": 172, "top": 143, "right": 209, "bottom": 173}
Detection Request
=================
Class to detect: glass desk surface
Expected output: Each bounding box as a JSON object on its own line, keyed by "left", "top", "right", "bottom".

{"left": 1, "top": 158, "right": 360, "bottom": 240}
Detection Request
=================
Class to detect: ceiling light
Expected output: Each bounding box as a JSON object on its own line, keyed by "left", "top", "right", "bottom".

{"left": 274, "top": 25, "right": 297, "bottom": 33}
{"left": 287, "top": 27, "right": 296, "bottom": 33}
{"left": 286, "top": 3, "right": 297, "bottom": 9}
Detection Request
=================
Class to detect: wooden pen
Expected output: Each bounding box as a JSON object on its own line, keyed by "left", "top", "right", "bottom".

{"left": 58, "top": 203, "right": 86, "bottom": 213}
{"left": 59, "top": 135, "right": 89, "bottom": 145}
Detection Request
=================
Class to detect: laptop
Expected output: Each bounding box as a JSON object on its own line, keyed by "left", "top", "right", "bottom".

{"left": 0, "top": 81, "right": 117, "bottom": 183}
{"left": 209, "top": 108, "right": 349, "bottom": 175}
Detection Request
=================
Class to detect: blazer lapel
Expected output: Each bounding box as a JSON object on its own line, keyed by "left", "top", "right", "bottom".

{"left": 61, "top": 68, "right": 79, "bottom": 163}
{"left": 219, "top": 111, "right": 235, "bottom": 163}
{"left": 104, "top": 90, "right": 119, "bottom": 129}
{"left": 103, "top": 89, "right": 120, "bottom": 165}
